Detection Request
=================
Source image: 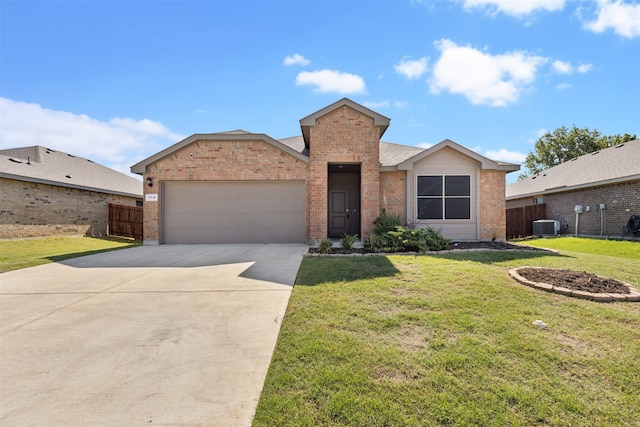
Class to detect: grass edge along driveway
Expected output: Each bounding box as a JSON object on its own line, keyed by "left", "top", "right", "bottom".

{"left": 0, "top": 236, "right": 140, "bottom": 272}
{"left": 254, "top": 238, "right": 640, "bottom": 427}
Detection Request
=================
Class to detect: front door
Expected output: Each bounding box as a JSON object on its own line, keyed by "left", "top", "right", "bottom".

{"left": 329, "top": 190, "right": 349, "bottom": 237}
{"left": 328, "top": 189, "right": 360, "bottom": 237}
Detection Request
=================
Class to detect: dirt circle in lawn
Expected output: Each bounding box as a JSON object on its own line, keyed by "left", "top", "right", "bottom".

{"left": 511, "top": 267, "right": 640, "bottom": 302}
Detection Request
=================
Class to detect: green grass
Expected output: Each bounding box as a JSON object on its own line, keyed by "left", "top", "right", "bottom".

{"left": 254, "top": 240, "right": 640, "bottom": 426}
{"left": 520, "top": 236, "right": 640, "bottom": 260}
{"left": 0, "top": 236, "right": 140, "bottom": 272}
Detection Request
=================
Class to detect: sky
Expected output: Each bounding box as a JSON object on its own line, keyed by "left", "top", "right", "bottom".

{"left": 1, "top": 0, "right": 639, "bottom": 184}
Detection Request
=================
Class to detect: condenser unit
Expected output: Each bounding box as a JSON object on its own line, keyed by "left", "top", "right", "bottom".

{"left": 533, "top": 220, "right": 560, "bottom": 236}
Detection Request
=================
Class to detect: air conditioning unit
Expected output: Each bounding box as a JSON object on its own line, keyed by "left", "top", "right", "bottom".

{"left": 533, "top": 220, "right": 560, "bottom": 236}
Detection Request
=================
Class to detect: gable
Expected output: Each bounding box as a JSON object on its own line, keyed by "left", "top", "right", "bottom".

{"left": 299, "top": 98, "right": 390, "bottom": 148}
{"left": 397, "top": 139, "right": 518, "bottom": 172}
{"left": 131, "top": 132, "right": 309, "bottom": 175}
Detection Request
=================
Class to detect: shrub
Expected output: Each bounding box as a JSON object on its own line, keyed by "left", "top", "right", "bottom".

{"left": 341, "top": 234, "right": 359, "bottom": 250}
{"left": 372, "top": 209, "right": 405, "bottom": 235}
{"left": 317, "top": 238, "right": 333, "bottom": 254}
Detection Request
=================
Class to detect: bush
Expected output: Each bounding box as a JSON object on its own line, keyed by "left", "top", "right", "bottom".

{"left": 387, "top": 226, "right": 450, "bottom": 253}
{"left": 341, "top": 234, "right": 359, "bottom": 250}
{"left": 372, "top": 209, "right": 405, "bottom": 235}
{"left": 367, "top": 211, "right": 451, "bottom": 253}
{"left": 317, "top": 238, "right": 333, "bottom": 254}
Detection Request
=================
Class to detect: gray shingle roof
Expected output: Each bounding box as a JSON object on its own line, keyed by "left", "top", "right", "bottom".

{"left": 506, "top": 139, "right": 640, "bottom": 200}
{"left": 277, "top": 136, "right": 424, "bottom": 167}
{"left": 0, "top": 146, "right": 142, "bottom": 198}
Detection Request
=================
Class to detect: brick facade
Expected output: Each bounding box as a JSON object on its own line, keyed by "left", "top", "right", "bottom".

{"left": 479, "top": 170, "right": 507, "bottom": 240}
{"left": 0, "top": 177, "right": 140, "bottom": 238}
{"left": 307, "top": 106, "right": 381, "bottom": 241}
{"left": 137, "top": 100, "right": 515, "bottom": 244}
{"left": 143, "top": 139, "right": 309, "bottom": 243}
{"left": 380, "top": 171, "right": 406, "bottom": 217}
{"left": 543, "top": 179, "right": 639, "bottom": 237}
{"left": 506, "top": 179, "right": 640, "bottom": 237}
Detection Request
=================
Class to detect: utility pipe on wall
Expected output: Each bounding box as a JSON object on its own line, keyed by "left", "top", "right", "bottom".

{"left": 574, "top": 205, "right": 583, "bottom": 237}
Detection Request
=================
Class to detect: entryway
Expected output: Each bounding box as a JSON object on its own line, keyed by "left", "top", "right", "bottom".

{"left": 328, "top": 164, "right": 361, "bottom": 237}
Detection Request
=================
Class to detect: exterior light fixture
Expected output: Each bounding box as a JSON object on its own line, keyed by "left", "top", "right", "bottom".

{"left": 146, "top": 177, "right": 153, "bottom": 187}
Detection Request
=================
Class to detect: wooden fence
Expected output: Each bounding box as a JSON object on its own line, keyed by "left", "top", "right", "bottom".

{"left": 506, "top": 204, "right": 546, "bottom": 240}
{"left": 108, "top": 203, "right": 143, "bottom": 240}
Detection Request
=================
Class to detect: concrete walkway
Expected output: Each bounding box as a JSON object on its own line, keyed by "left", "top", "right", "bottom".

{"left": 0, "top": 244, "right": 306, "bottom": 426}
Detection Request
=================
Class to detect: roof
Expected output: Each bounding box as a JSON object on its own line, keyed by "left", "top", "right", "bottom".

{"left": 299, "top": 98, "right": 390, "bottom": 148}
{"left": 131, "top": 100, "right": 519, "bottom": 175}
{"left": 506, "top": 139, "right": 640, "bottom": 200}
{"left": 0, "top": 146, "right": 142, "bottom": 198}
{"left": 277, "top": 136, "right": 423, "bottom": 168}
{"left": 397, "top": 139, "right": 520, "bottom": 172}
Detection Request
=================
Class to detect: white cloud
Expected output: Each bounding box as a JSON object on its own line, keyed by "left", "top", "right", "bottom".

{"left": 363, "top": 100, "right": 390, "bottom": 109}
{"left": 485, "top": 148, "right": 526, "bottom": 163}
{"left": 283, "top": 53, "right": 310, "bottom": 67}
{"left": 577, "top": 64, "right": 593, "bottom": 73}
{"left": 556, "top": 83, "right": 572, "bottom": 91}
{"left": 0, "top": 97, "right": 184, "bottom": 177}
{"left": 429, "top": 39, "right": 546, "bottom": 107}
{"left": 416, "top": 141, "right": 434, "bottom": 149}
{"left": 462, "top": 0, "right": 565, "bottom": 17}
{"left": 552, "top": 60, "right": 572, "bottom": 74}
{"left": 394, "top": 101, "right": 410, "bottom": 108}
{"left": 584, "top": 0, "right": 640, "bottom": 38}
{"left": 394, "top": 56, "right": 429, "bottom": 79}
{"left": 295, "top": 69, "right": 366, "bottom": 94}
{"left": 552, "top": 60, "right": 593, "bottom": 74}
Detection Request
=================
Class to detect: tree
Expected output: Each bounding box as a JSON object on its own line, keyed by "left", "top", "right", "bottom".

{"left": 519, "top": 125, "right": 636, "bottom": 180}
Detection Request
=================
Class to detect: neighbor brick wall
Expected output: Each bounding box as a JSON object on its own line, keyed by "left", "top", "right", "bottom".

{"left": 307, "top": 106, "right": 382, "bottom": 241}
{"left": 380, "top": 170, "right": 406, "bottom": 218}
{"left": 0, "top": 177, "right": 140, "bottom": 238}
{"left": 143, "top": 139, "right": 309, "bottom": 243}
{"left": 543, "top": 179, "right": 640, "bottom": 237}
{"left": 479, "top": 170, "right": 507, "bottom": 240}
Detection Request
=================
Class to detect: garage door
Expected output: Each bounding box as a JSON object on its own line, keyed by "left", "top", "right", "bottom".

{"left": 162, "top": 181, "right": 306, "bottom": 244}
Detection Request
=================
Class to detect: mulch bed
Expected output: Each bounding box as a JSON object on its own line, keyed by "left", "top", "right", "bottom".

{"left": 516, "top": 268, "right": 631, "bottom": 295}
{"left": 307, "top": 241, "right": 550, "bottom": 255}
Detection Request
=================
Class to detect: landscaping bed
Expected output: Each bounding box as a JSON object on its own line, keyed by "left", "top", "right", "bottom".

{"left": 308, "top": 240, "right": 550, "bottom": 255}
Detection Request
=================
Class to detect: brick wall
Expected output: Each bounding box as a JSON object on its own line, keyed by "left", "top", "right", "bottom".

{"left": 479, "top": 170, "right": 508, "bottom": 240}
{"left": 307, "top": 106, "right": 382, "bottom": 241}
{"left": 544, "top": 179, "right": 640, "bottom": 237}
{"left": 380, "top": 170, "right": 406, "bottom": 218}
{"left": 143, "top": 139, "right": 309, "bottom": 243}
{"left": 0, "top": 177, "right": 140, "bottom": 238}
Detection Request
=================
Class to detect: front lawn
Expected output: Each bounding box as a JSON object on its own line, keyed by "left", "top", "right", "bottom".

{"left": 254, "top": 239, "right": 640, "bottom": 426}
{"left": 0, "top": 236, "right": 140, "bottom": 272}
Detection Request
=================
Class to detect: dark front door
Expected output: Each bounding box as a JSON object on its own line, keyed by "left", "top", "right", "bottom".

{"left": 329, "top": 190, "right": 349, "bottom": 237}
{"left": 328, "top": 189, "right": 360, "bottom": 237}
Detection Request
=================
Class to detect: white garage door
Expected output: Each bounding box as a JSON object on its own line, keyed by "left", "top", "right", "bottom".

{"left": 162, "top": 181, "right": 306, "bottom": 244}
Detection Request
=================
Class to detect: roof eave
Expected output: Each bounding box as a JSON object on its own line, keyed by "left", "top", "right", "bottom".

{"left": 0, "top": 172, "right": 142, "bottom": 198}
{"left": 131, "top": 133, "right": 309, "bottom": 175}
{"left": 299, "top": 98, "right": 391, "bottom": 147}
{"left": 506, "top": 174, "right": 640, "bottom": 200}
{"left": 397, "top": 139, "right": 511, "bottom": 171}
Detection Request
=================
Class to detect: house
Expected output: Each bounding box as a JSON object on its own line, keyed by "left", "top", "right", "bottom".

{"left": 0, "top": 145, "right": 143, "bottom": 238}
{"left": 506, "top": 139, "right": 640, "bottom": 237}
{"left": 131, "top": 98, "right": 519, "bottom": 245}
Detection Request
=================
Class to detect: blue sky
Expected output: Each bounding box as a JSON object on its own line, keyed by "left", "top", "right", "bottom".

{"left": 1, "top": 0, "right": 639, "bottom": 183}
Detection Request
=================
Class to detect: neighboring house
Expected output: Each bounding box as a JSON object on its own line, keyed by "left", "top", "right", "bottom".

{"left": 0, "top": 145, "right": 143, "bottom": 238}
{"left": 131, "top": 98, "right": 519, "bottom": 245}
{"left": 506, "top": 139, "right": 640, "bottom": 237}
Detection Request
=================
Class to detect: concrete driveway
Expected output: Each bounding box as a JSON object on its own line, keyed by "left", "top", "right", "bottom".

{"left": 0, "top": 244, "right": 306, "bottom": 426}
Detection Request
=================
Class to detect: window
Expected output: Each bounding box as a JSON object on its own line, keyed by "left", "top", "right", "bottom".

{"left": 417, "top": 175, "right": 470, "bottom": 220}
